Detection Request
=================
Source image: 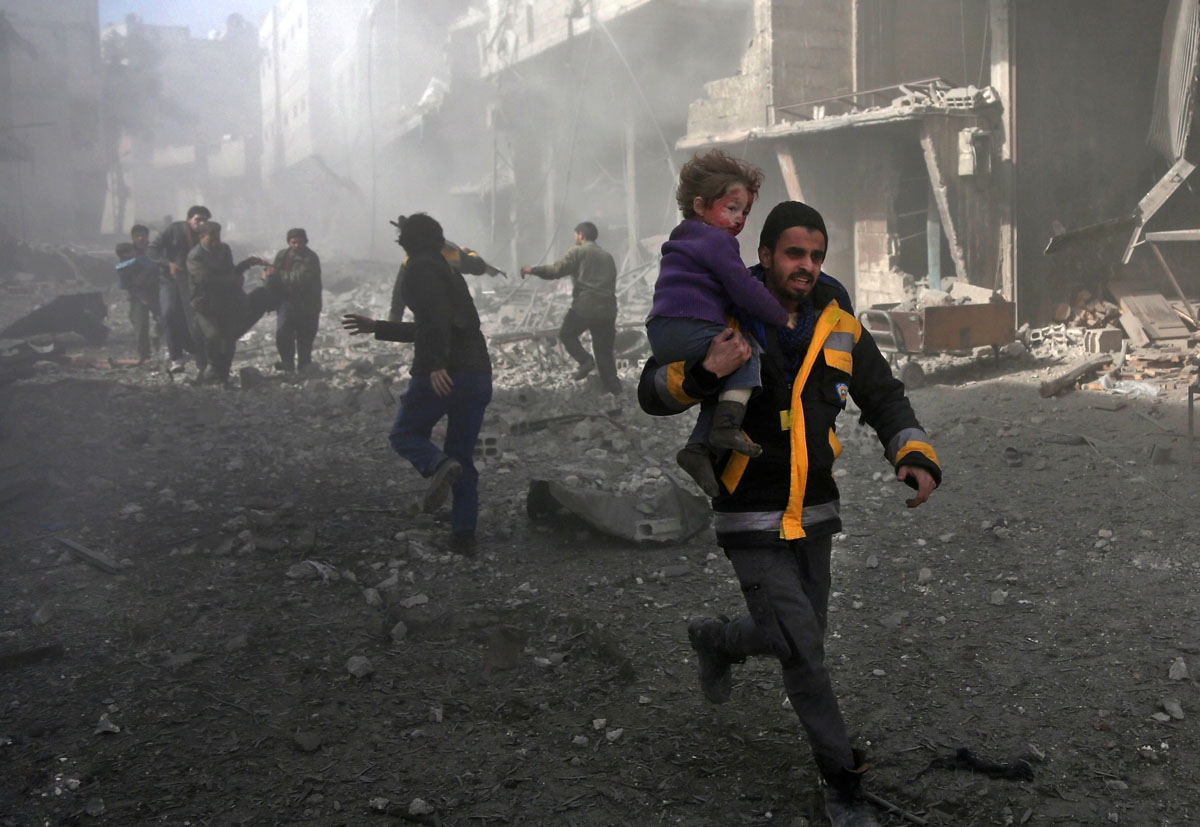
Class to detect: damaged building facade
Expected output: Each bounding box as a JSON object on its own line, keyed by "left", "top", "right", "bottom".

{"left": 473, "top": 0, "right": 1200, "bottom": 327}
{"left": 100, "top": 13, "right": 262, "bottom": 237}
{"left": 0, "top": 1, "right": 105, "bottom": 244}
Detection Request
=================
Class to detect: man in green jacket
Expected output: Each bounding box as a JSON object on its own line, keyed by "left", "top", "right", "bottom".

{"left": 521, "top": 221, "right": 621, "bottom": 395}
{"left": 265, "top": 227, "right": 322, "bottom": 373}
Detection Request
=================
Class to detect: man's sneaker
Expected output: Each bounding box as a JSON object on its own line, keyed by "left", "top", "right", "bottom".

{"left": 824, "top": 788, "right": 880, "bottom": 827}
{"left": 168, "top": 359, "right": 188, "bottom": 375}
{"left": 687, "top": 616, "right": 737, "bottom": 704}
{"left": 572, "top": 359, "right": 596, "bottom": 380}
{"left": 422, "top": 458, "right": 462, "bottom": 513}
{"left": 274, "top": 360, "right": 295, "bottom": 372}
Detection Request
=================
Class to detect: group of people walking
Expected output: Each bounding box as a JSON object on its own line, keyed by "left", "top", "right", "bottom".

{"left": 115, "top": 206, "right": 323, "bottom": 384}
{"left": 121, "top": 147, "right": 940, "bottom": 825}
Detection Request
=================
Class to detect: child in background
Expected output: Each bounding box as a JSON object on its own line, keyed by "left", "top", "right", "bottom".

{"left": 115, "top": 227, "right": 161, "bottom": 362}
{"left": 645, "top": 150, "right": 789, "bottom": 495}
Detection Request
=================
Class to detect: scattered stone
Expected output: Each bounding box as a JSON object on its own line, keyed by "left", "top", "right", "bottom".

{"left": 389, "top": 621, "right": 408, "bottom": 644}
{"left": 294, "top": 731, "right": 322, "bottom": 752}
{"left": 605, "top": 728, "right": 623, "bottom": 743}
{"left": 346, "top": 655, "right": 374, "bottom": 678}
{"left": 989, "top": 589, "right": 1008, "bottom": 606}
{"left": 572, "top": 735, "right": 589, "bottom": 747}
{"left": 1160, "top": 698, "right": 1185, "bottom": 720}
{"left": 398, "top": 593, "right": 429, "bottom": 609}
{"left": 866, "top": 554, "right": 879, "bottom": 568}
{"left": 1169, "top": 657, "right": 1189, "bottom": 681}
{"left": 363, "top": 587, "right": 383, "bottom": 607}
{"left": 878, "top": 610, "right": 909, "bottom": 629}
{"left": 917, "top": 567, "right": 933, "bottom": 584}
{"left": 94, "top": 713, "right": 120, "bottom": 735}
{"left": 409, "top": 798, "right": 435, "bottom": 816}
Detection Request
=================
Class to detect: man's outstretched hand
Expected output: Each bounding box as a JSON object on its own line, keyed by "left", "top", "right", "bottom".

{"left": 342, "top": 313, "right": 376, "bottom": 335}
{"left": 897, "top": 465, "right": 936, "bottom": 508}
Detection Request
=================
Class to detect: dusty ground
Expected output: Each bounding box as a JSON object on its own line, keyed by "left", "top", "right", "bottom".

{"left": 2, "top": 278, "right": 1200, "bottom": 827}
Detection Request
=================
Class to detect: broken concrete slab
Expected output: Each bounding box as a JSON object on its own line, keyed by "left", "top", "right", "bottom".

{"left": 526, "top": 477, "right": 711, "bottom": 545}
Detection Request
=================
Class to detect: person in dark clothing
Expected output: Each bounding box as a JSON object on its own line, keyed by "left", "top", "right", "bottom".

{"left": 342, "top": 213, "right": 493, "bottom": 556}
{"left": 385, "top": 214, "right": 490, "bottom": 322}
{"left": 150, "top": 205, "right": 209, "bottom": 373}
{"left": 520, "top": 221, "right": 622, "bottom": 395}
{"left": 184, "top": 221, "right": 271, "bottom": 385}
{"left": 116, "top": 224, "right": 161, "bottom": 361}
{"left": 638, "top": 201, "right": 941, "bottom": 827}
{"left": 265, "top": 227, "right": 322, "bottom": 373}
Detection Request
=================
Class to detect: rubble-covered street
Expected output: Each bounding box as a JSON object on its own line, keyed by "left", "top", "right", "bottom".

{"left": 3, "top": 265, "right": 1200, "bottom": 826}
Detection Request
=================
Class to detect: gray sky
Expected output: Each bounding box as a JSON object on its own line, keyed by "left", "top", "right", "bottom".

{"left": 98, "top": 0, "right": 277, "bottom": 36}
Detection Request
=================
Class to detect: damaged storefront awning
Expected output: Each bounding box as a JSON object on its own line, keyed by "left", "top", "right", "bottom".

{"left": 678, "top": 78, "right": 1000, "bottom": 150}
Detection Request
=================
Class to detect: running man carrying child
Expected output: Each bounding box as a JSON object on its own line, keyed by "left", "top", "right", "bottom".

{"left": 646, "top": 150, "right": 789, "bottom": 495}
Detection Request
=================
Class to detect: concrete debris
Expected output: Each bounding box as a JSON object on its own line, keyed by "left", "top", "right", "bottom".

{"left": 1160, "top": 698, "right": 1185, "bottom": 720}
{"left": 525, "top": 477, "right": 710, "bottom": 545}
{"left": 1168, "top": 657, "right": 1189, "bottom": 681}
{"left": 346, "top": 655, "right": 374, "bottom": 678}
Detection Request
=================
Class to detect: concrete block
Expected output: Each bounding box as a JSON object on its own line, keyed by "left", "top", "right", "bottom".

{"left": 1083, "top": 327, "right": 1123, "bottom": 353}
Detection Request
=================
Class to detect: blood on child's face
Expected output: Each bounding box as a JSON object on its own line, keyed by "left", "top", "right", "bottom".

{"left": 693, "top": 184, "right": 754, "bottom": 236}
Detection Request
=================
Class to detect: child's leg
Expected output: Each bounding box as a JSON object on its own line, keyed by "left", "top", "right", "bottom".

{"left": 646, "top": 316, "right": 727, "bottom": 365}
{"left": 708, "top": 341, "right": 763, "bottom": 457}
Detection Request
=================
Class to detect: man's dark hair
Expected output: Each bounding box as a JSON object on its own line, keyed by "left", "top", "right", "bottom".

{"left": 574, "top": 221, "right": 598, "bottom": 242}
{"left": 286, "top": 227, "right": 308, "bottom": 242}
{"left": 676, "top": 149, "right": 764, "bottom": 219}
{"left": 115, "top": 242, "right": 136, "bottom": 259}
{"left": 198, "top": 221, "right": 221, "bottom": 237}
{"left": 397, "top": 213, "right": 444, "bottom": 255}
{"left": 130, "top": 224, "right": 150, "bottom": 236}
{"left": 186, "top": 205, "right": 211, "bottom": 221}
{"left": 758, "top": 201, "right": 829, "bottom": 253}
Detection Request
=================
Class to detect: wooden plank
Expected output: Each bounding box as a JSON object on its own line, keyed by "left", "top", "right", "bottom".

{"left": 1039, "top": 353, "right": 1112, "bottom": 398}
{"left": 1106, "top": 284, "right": 1191, "bottom": 340}
{"left": 774, "top": 143, "right": 804, "bottom": 202}
{"left": 1118, "top": 311, "right": 1150, "bottom": 346}
{"left": 57, "top": 538, "right": 123, "bottom": 574}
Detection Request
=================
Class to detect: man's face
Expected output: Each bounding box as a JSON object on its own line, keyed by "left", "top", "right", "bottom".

{"left": 759, "top": 225, "right": 827, "bottom": 308}
{"left": 573, "top": 231, "right": 585, "bottom": 246}
{"left": 200, "top": 229, "right": 220, "bottom": 249}
{"left": 288, "top": 237, "right": 306, "bottom": 250}
{"left": 187, "top": 213, "right": 209, "bottom": 231}
{"left": 693, "top": 184, "right": 754, "bottom": 237}
{"left": 131, "top": 230, "right": 149, "bottom": 252}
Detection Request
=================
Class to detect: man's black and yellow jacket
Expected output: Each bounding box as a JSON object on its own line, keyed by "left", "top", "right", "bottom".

{"left": 638, "top": 268, "right": 941, "bottom": 548}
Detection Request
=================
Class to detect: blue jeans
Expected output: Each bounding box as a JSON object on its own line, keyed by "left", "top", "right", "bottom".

{"left": 646, "top": 316, "right": 762, "bottom": 445}
{"left": 388, "top": 371, "right": 492, "bottom": 533}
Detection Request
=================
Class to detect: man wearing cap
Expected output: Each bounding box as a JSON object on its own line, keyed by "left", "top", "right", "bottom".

{"left": 265, "top": 227, "right": 322, "bottom": 373}
{"left": 341, "top": 213, "right": 492, "bottom": 556}
{"left": 637, "top": 201, "right": 941, "bottom": 826}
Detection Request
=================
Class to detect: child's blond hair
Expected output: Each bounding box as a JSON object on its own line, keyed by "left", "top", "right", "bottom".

{"left": 675, "top": 149, "right": 765, "bottom": 219}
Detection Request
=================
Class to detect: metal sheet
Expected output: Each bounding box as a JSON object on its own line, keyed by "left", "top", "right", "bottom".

{"left": 1148, "top": 0, "right": 1200, "bottom": 162}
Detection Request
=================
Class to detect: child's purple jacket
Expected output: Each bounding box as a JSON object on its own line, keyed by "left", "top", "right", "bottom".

{"left": 648, "top": 218, "right": 789, "bottom": 327}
